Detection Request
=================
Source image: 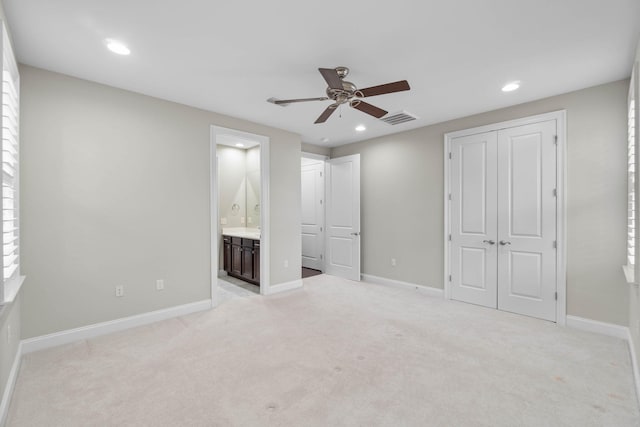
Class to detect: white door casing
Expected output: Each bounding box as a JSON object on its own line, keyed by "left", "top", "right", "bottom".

{"left": 445, "top": 113, "right": 563, "bottom": 323}
{"left": 301, "top": 160, "right": 325, "bottom": 270}
{"left": 450, "top": 131, "right": 498, "bottom": 308}
{"left": 326, "top": 154, "right": 361, "bottom": 281}
{"left": 497, "top": 120, "right": 557, "bottom": 321}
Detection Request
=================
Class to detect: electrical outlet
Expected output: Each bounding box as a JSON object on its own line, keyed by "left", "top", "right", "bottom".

{"left": 115, "top": 286, "right": 124, "bottom": 297}
{"left": 156, "top": 279, "right": 164, "bottom": 291}
{"left": 391, "top": 258, "right": 397, "bottom": 267}
{"left": 220, "top": 217, "right": 227, "bottom": 225}
{"left": 284, "top": 259, "right": 289, "bottom": 268}
{"left": 241, "top": 217, "right": 245, "bottom": 225}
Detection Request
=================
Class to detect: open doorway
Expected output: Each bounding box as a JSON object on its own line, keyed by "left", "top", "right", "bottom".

{"left": 301, "top": 153, "right": 327, "bottom": 278}
{"left": 211, "top": 126, "right": 270, "bottom": 306}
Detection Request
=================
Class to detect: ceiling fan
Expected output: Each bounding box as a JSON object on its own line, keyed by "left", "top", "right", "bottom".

{"left": 267, "top": 66, "right": 410, "bottom": 124}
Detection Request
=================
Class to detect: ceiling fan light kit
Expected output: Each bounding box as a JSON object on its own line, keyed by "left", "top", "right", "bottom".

{"left": 267, "top": 66, "right": 411, "bottom": 124}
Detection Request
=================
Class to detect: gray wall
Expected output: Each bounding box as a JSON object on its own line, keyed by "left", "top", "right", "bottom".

{"left": 333, "top": 79, "right": 629, "bottom": 326}
{"left": 301, "top": 143, "right": 330, "bottom": 157}
{"left": 0, "top": 294, "right": 20, "bottom": 424}
{"left": 0, "top": 1, "right": 21, "bottom": 418}
{"left": 19, "top": 65, "right": 301, "bottom": 338}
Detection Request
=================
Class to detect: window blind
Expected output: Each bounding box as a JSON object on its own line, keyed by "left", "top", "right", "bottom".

{"left": 2, "top": 39, "right": 19, "bottom": 282}
{"left": 629, "top": 97, "right": 636, "bottom": 268}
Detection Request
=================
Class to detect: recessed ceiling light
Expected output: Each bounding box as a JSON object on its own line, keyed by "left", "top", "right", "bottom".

{"left": 502, "top": 81, "right": 520, "bottom": 92}
{"left": 235, "top": 143, "right": 244, "bottom": 147}
{"left": 355, "top": 125, "right": 366, "bottom": 132}
{"left": 106, "top": 39, "right": 131, "bottom": 55}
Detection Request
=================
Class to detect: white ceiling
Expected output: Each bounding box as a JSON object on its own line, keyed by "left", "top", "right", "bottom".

{"left": 4, "top": 0, "right": 640, "bottom": 147}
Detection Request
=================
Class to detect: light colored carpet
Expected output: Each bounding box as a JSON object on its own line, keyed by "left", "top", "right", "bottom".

{"left": 7, "top": 274, "right": 640, "bottom": 426}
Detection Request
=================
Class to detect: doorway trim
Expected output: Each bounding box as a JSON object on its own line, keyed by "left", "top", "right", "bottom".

{"left": 443, "top": 110, "right": 567, "bottom": 325}
{"left": 210, "top": 126, "right": 270, "bottom": 306}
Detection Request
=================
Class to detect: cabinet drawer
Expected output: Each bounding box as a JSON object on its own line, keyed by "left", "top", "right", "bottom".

{"left": 231, "top": 237, "right": 242, "bottom": 245}
{"left": 223, "top": 236, "right": 231, "bottom": 243}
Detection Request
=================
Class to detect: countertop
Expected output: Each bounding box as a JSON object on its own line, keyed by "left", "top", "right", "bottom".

{"left": 222, "top": 227, "right": 261, "bottom": 240}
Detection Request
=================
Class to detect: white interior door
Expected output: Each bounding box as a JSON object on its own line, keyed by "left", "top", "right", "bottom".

{"left": 450, "top": 131, "right": 498, "bottom": 308}
{"left": 326, "top": 154, "right": 361, "bottom": 281}
{"left": 448, "top": 119, "right": 558, "bottom": 322}
{"left": 497, "top": 120, "right": 557, "bottom": 321}
{"left": 301, "top": 160, "right": 325, "bottom": 271}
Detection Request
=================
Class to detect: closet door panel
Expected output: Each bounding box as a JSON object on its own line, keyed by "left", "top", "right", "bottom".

{"left": 450, "top": 131, "right": 498, "bottom": 308}
{"left": 497, "top": 120, "right": 557, "bottom": 321}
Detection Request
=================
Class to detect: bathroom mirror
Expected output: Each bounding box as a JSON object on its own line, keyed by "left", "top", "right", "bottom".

{"left": 217, "top": 143, "right": 261, "bottom": 229}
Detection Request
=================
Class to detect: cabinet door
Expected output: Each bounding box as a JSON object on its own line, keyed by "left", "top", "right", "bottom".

{"left": 241, "top": 245, "right": 254, "bottom": 280}
{"left": 223, "top": 239, "right": 231, "bottom": 272}
{"left": 231, "top": 244, "right": 242, "bottom": 276}
{"left": 253, "top": 244, "right": 260, "bottom": 283}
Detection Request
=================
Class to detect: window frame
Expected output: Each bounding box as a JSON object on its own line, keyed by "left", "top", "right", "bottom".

{"left": 0, "top": 20, "right": 24, "bottom": 305}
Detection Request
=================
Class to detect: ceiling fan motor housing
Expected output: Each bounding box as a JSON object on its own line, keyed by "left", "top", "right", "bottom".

{"left": 326, "top": 80, "right": 358, "bottom": 104}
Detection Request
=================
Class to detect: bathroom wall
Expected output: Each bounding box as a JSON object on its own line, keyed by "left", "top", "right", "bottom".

{"left": 246, "top": 146, "right": 261, "bottom": 228}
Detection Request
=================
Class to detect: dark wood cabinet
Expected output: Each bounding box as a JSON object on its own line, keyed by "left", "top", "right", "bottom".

{"left": 223, "top": 235, "right": 260, "bottom": 286}
{"left": 223, "top": 236, "right": 232, "bottom": 272}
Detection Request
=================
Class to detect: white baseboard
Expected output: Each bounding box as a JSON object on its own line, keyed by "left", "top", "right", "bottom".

{"left": 266, "top": 279, "right": 303, "bottom": 295}
{"left": 565, "top": 315, "right": 629, "bottom": 340}
{"left": 0, "top": 342, "right": 22, "bottom": 427}
{"left": 361, "top": 274, "right": 444, "bottom": 298}
{"left": 21, "top": 300, "right": 212, "bottom": 354}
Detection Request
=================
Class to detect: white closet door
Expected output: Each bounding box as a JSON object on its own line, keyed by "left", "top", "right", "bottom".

{"left": 450, "top": 131, "right": 498, "bottom": 308}
{"left": 325, "top": 154, "right": 361, "bottom": 281}
{"left": 496, "top": 120, "right": 557, "bottom": 321}
{"left": 301, "top": 161, "right": 325, "bottom": 270}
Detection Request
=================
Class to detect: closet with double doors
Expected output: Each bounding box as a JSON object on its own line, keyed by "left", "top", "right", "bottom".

{"left": 445, "top": 113, "right": 564, "bottom": 322}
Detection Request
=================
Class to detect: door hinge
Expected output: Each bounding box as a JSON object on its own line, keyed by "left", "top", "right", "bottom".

{"left": 320, "top": 254, "right": 323, "bottom": 260}
{"left": 553, "top": 189, "right": 557, "bottom": 197}
{"left": 449, "top": 234, "right": 452, "bottom": 241}
{"left": 320, "top": 227, "right": 323, "bottom": 232}
{"left": 448, "top": 193, "right": 452, "bottom": 201}
{"left": 553, "top": 240, "right": 557, "bottom": 249}
{"left": 320, "top": 199, "right": 323, "bottom": 205}
{"left": 554, "top": 135, "right": 558, "bottom": 145}
{"left": 449, "top": 275, "right": 452, "bottom": 282}
{"left": 555, "top": 292, "right": 558, "bottom": 301}
{"left": 449, "top": 152, "right": 452, "bottom": 159}
{"left": 320, "top": 171, "right": 323, "bottom": 177}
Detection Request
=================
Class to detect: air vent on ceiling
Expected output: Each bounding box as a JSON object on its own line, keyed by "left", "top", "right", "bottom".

{"left": 380, "top": 110, "right": 418, "bottom": 125}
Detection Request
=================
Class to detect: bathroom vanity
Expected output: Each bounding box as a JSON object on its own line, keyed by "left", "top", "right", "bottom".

{"left": 222, "top": 228, "right": 260, "bottom": 286}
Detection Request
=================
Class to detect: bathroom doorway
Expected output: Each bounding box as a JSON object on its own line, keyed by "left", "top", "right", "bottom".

{"left": 210, "top": 126, "right": 270, "bottom": 306}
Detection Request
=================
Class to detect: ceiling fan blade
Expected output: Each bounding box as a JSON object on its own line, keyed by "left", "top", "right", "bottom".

{"left": 350, "top": 100, "right": 388, "bottom": 118}
{"left": 314, "top": 104, "right": 338, "bottom": 124}
{"left": 268, "top": 97, "right": 329, "bottom": 106}
{"left": 319, "top": 68, "right": 344, "bottom": 90}
{"left": 357, "top": 80, "right": 410, "bottom": 98}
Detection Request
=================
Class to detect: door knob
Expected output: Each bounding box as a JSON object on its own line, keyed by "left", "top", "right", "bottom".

{"left": 350, "top": 232, "right": 360, "bottom": 236}
{"left": 482, "top": 240, "right": 495, "bottom": 245}
{"left": 499, "top": 240, "right": 511, "bottom": 245}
